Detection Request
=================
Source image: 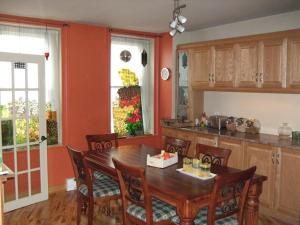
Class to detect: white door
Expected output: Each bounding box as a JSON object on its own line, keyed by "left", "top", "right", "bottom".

{"left": 0, "top": 52, "right": 48, "bottom": 212}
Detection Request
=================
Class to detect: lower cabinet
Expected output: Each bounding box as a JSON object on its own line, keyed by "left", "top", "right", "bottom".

{"left": 195, "top": 133, "right": 218, "bottom": 147}
{"left": 244, "top": 142, "right": 276, "bottom": 209}
{"left": 218, "top": 137, "right": 244, "bottom": 169}
{"left": 274, "top": 147, "right": 300, "bottom": 224}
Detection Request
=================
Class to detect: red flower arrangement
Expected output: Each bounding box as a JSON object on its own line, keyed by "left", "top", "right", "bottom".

{"left": 120, "top": 95, "right": 141, "bottom": 108}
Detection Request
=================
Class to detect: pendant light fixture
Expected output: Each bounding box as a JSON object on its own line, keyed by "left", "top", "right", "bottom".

{"left": 169, "top": 0, "right": 187, "bottom": 37}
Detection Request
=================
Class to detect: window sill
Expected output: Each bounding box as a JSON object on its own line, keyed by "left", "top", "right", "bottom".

{"left": 117, "top": 133, "right": 155, "bottom": 140}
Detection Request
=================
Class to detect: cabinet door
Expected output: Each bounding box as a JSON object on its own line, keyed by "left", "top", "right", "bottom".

{"left": 275, "top": 148, "right": 300, "bottom": 221}
{"left": 195, "top": 134, "right": 218, "bottom": 147}
{"left": 189, "top": 47, "right": 212, "bottom": 87}
{"left": 214, "top": 44, "right": 235, "bottom": 87}
{"left": 287, "top": 37, "right": 300, "bottom": 88}
{"left": 244, "top": 142, "right": 276, "bottom": 208}
{"left": 236, "top": 42, "right": 259, "bottom": 88}
{"left": 259, "top": 39, "right": 286, "bottom": 88}
{"left": 218, "top": 138, "right": 244, "bottom": 169}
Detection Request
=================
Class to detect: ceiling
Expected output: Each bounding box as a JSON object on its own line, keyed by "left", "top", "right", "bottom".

{"left": 1, "top": 0, "right": 300, "bottom": 33}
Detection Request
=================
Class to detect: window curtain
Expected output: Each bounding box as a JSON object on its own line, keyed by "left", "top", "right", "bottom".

{"left": 111, "top": 36, "right": 154, "bottom": 134}
{"left": 0, "top": 24, "right": 61, "bottom": 139}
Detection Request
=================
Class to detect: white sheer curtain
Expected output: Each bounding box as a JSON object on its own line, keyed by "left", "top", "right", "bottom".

{"left": 111, "top": 36, "right": 154, "bottom": 134}
{"left": 0, "top": 23, "right": 61, "bottom": 140}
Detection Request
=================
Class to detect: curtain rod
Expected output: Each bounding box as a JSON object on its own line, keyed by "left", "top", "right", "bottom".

{"left": 0, "top": 14, "right": 69, "bottom": 28}
{"left": 109, "top": 28, "right": 162, "bottom": 38}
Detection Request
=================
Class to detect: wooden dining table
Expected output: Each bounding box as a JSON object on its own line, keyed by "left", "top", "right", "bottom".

{"left": 84, "top": 144, "right": 267, "bottom": 225}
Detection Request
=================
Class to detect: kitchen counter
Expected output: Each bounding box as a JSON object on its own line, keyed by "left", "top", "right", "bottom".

{"left": 162, "top": 125, "right": 300, "bottom": 150}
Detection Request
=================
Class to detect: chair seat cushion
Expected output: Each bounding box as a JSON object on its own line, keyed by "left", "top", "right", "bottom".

{"left": 171, "top": 207, "right": 239, "bottom": 225}
{"left": 127, "top": 197, "right": 177, "bottom": 223}
{"left": 93, "top": 170, "right": 110, "bottom": 180}
{"left": 79, "top": 178, "right": 120, "bottom": 198}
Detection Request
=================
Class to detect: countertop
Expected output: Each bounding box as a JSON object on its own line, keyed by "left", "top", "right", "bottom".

{"left": 162, "top": 125, "right": 300, "bottom": 150}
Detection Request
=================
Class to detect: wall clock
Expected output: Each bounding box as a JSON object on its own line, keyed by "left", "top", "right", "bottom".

{"left": 160, "top": 67, "right": 170, "bottom": 80}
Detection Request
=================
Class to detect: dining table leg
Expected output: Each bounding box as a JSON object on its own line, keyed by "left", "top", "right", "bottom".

{"left": 244, "top": 182, "right": 263, "bottom": 225}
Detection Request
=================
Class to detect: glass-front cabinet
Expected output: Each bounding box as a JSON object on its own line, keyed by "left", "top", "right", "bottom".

{"left": 176, "top": 50, "right": 189, "bottom": 120}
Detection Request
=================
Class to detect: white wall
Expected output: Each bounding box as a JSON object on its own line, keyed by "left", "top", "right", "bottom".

{"left": 173, "top": 10, "right": 300, "bottom": 135}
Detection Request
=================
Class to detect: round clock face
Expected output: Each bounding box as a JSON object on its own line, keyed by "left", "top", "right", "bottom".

{"left": 161, "top": 67, "right": 170, "bottom": 80}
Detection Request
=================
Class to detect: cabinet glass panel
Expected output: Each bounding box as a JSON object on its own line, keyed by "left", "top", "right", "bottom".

{"left": 177, "top": 51, "right": 188, "bottom": 120}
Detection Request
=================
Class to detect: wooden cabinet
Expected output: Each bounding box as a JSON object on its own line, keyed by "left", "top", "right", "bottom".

{"left": 214, "top": 44, "right": 235, "bottom": 87}
{"left": 195, "top": 133, "right": 218, "bottom": 147}
{"left": 235, "top": 42, "right": 259, "bottom": 87}
{"left": 218, "top": 138, "right": 244, "bottom": 169}
{"left": 274, "top": 148, "right": 300, "bottom": 223}
{"left": 258, "top": 38, "right": 287, "bottom": 88}
{"left": 244, "top": 142, "right": 276, "bottom": 208}
{"left": 287, "top": 37, "right": 300, "bottom": 88}
{"left": 189, "top": 47, "right": 213, "bottom": 87}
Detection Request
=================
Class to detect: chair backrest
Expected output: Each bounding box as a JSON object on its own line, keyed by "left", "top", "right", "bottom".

{"left": 207, "top": 166, "right": 256, "bottom": 225}
{"left": 112, "top": 158, "right": 153, "bottom": 224}
{"left": 164, "top": 136, "right": 191, "bottom": 156}
{"left": 66, "top": 145, "right": 93, "bottom": 197}
{"left": 86, "top": 133, "right": 119, "bottom": 152}
{"left": 196, "top": 143, "right": 231, "bottom": 166}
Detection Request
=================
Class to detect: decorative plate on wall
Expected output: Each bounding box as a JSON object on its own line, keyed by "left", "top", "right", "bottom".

{"left": 161, "top": 67, "right": 170, "bottom": 80}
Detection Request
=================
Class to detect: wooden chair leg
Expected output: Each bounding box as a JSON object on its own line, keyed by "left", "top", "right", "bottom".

{"left": 76, "top": 195, "right": 82, "bottom": 225}
{"left": 87, "top": 199, "right": 94, "bottom": 225}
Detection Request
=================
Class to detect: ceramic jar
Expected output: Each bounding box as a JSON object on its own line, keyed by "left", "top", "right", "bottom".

{"left": 278, "top": 123, "right": 292, "bottom": 137}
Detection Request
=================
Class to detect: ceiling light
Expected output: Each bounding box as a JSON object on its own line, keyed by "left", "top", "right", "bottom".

{"left": 169, "top": 29, "right": 177, "bottom": 37}
{"left": 169, "top": 0, "right": 188, "bottom": 37}
{"left": 170, "top": 18, "right": 178, "bottom": 29}
{"left": 177, "top": 24, "right": 185, "bottom": 33}
{"left": 178, "top": 15, "right": 187, "bottom": 24}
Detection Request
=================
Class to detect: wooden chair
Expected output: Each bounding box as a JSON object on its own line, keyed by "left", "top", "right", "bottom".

{"left": 172, "top": 166, "right": 256, "bottom": 225}
{"left": 163, "top": 136, "right": 191, "bottom": 156}
{"left": 112, "top": 157, "right": 177, "bottom": 225}
{"left": 86, "top": 133, "right": 118, "bottom": 180}
{"left": 67, "top": 145, "right": 120, "bottom": 225}
{"left": 195, "top": 143, "right": 232, "bottom": 166}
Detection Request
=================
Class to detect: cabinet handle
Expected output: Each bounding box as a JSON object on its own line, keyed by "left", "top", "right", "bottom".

{"left": 272, "top": 153, "right": 275, "bottom": 164}
{"left": 260, "top": 73, "right": 263, "bottom": 83}
{"left": 255, "top": 73, "right": 258, "bottom": 82}
{"left": 276, "top": 153, "right": 280, "bottom": 165}
{"left": 208, "top": 73, "right": 211, "bottom": 82}
{"left": 212, "top": 74, "right": 215, "bottom": 82}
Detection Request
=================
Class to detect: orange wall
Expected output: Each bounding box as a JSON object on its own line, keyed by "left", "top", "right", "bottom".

{"left": 0, "top": 16, "right": 173, "bottom": 189}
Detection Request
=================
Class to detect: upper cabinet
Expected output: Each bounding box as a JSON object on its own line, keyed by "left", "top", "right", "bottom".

{"left": 214, "top": 44, "right": 235, "bottom": 87}
{"left": 178, "top": 29, "right": 300, "bottom": 93}
{"left": 259, "top": 38, "right": 286, "bottom": 88}
{"left": 189, "top": 47, "right": 213, "bottom": 87}
{"left": 287, "top": 37, "right": 300, "bottom": 88}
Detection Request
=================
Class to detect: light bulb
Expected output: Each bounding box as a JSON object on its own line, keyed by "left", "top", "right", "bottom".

{"left": 169, "top": 29, "right": 177, "bottom": 37}
{"left": 169, "top": 18, "right": 178, "bottom": 29}
{"left": 178, "top": 15, "right": 187, "bottom": 24}
{"left": 177, "top": 24, "right": 185, "bottom": 33}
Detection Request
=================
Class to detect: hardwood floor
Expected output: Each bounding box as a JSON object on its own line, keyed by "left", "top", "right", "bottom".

{"left": 4, "top": 190, "right": 122, "bottom": 225}
{"left": 4, "top": 190, "right": 291, "bottom": 225}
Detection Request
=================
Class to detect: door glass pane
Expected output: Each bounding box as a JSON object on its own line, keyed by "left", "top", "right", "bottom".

{"left": 17, "top": 147, "right": 28, "bottom": 172}
{"left": 1, "top": 120, "right": 13, "bottom": 146}
{"left": 27, "top": 63, "right": 38, "bottom": 89}
{"left": 0, "top": 61, "right": 12, "bottom": 88}
{"left": 16, "top": 118, "right": 27, "bottom": 145}
{"left": 18, "top": 173, "right": 29, "bottom": 198}
{"left": 14, "top": 91, "right": 26, "bottom": 118}
{"left": 31, "top": 171, "right": 41, "bottom": 195}
{"left": 28, "top": 91, "right": 39, "bottom": 143}
{"left": 30, "top": 145, "right": 40, "bottom": 169}
{"left": 0, "top": 91, "right": 12, "bottom": 119}
{"left": 14, "top": 64, "right": 26, "bottom": 89}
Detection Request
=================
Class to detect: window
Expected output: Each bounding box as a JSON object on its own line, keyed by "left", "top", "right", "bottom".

{"left": 0, "top": 24, "right": 61, "bottom": 145}
{"left": 110, "top": 36, "right": 154, "bottom": 137}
